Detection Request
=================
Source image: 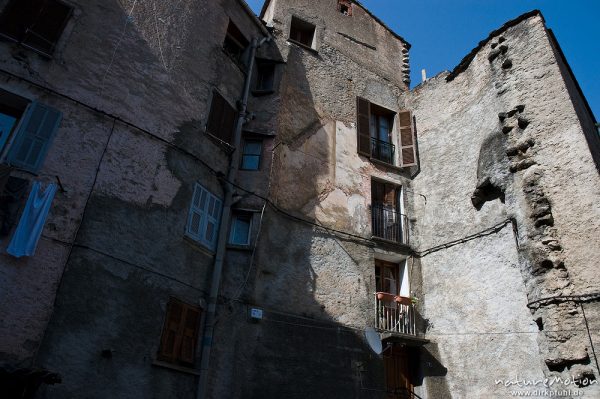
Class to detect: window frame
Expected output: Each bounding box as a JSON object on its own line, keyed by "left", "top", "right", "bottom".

{"left": 228, "top": 212, "right": 253, "bottom": 246}
{"left": 240, "top": 138, "right": 263, "bottom": 171}
{"left": 371, "top": 179, "right": 407, "bottom": 244}
{"left": 222, "top": 19, "right": 249, "bottom": 66}
{"left": 356, "top": 97, "right": 418, "bottom": 168}
{"left": 254, "top": 62, "right": 276, "bottom": 94}
{"left": 185, "top": 183, "right": 222, "bottom": 251}
{"left": 288, "top": 16, "right": 317, "bottom": 50}
{"left": 0, "top": 0, "right": 73, "bottom": 57}
{"left": 337, "top": 0, "right": 353, "bottom": 16}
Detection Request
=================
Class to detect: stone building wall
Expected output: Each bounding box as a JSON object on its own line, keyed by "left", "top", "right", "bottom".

{"left": 0, "top": 1, "right": 597, "bottom": 398}
{"left": 409, "top": 12, "right": 600, "bottom": 398}
{"left": 204, "top": 1, "right": 420, "bottom": 398}
{"left": 0, "top": 0, "right": 279, "bottom": 397}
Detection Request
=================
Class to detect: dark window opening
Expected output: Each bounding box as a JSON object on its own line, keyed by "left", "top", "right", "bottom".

{"left": 223, "top": 20, "right": 249, "bottom": 65}
{"left": 229, "top": 213, "right": 252, "bottom": 246}
{"left": 240, "top": 139, "right": 262, "bottom": 170}
{"left": 0, "top": 0, "right": 72, "bottom": 56}
{"left": 206, "top": 91, "right": 237, "bottom": 144}
{"left": 370, "top": 103, "right": 395, "bottom": 165}
{"left": 255, "top": 63, "right": 275, "bottom": 93}
{"left": 371, "top": 180, "right": 406, "bottom": 244}
{"left": 338, "top": 0, "right": 353, "bottom": 16}
{"left": 157, "top": 298, "right": 202, "bottom": 367}
{"left": 375, "top": 259, "right": 399, "bottom": 295}
{"left": 289, "top": 16, "right": 315, "bottom": 48}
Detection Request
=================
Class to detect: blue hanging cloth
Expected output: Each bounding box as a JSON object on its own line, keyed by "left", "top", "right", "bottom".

{"left": 7, "top": 181, "right": 58, "bottom": 258}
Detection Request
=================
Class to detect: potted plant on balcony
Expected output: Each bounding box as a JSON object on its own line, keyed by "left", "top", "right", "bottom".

{"left": 376, "top": 292, "right": 396, "bottom": 302}
{"left": 394, "top": 295, "right": 412, "bottom": 306}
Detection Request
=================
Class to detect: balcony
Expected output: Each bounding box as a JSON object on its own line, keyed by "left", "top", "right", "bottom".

{"left": 371, "top": 137, "right": 395, "bottom": 165}
{"left": 375, "top": 293, "right": 416, "bottom": 336}
{"left": 371, "top": 204, "right": 408, "bottom": 245}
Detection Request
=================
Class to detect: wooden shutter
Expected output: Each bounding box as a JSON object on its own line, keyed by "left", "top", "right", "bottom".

{"left": 179, "top": 306, "right": 202, "bottom": 365}
{"left": 383, "top": 184, "right": 397, "bottom": 207}
{"left": 398, "top": 110, "right": 417, "bottom": 167}
{"left": 206, "top": 92, "right": 225, "bottom": 138}
{"left": 356, "top": 97, "right": 371, "bottom": 156}
{"left": 220, "top": 100, "right": 236, "bottom": 144}
{"left": 206, "top": 91, "right": 236, "bottom": 144}
{"left": 158, "top": 300, "right": 185, "bottom": 363}
{"left": 8, "top": 101, "right": 62, "bottom": 172}
{"left": 158, "top": 299, "right": 202, "bottom": 366}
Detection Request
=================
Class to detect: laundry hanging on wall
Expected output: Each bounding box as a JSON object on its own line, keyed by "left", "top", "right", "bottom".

{"left": 7, "top": 181, "right": 58, "bottom": 258}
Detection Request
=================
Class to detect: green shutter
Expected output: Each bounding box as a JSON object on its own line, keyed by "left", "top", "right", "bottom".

{"left": 8, "top": 101, "right": 62, "bottom": 172}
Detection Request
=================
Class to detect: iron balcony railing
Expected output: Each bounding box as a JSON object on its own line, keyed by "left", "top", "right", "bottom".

{"left": 371, "top": 204, "right": 408, "bottom": 245}
{"left": 371, "top": 137, "right": 395, "bottom": 165}
{"left": 375, "top": 293, "right": 416, "bottom": 336}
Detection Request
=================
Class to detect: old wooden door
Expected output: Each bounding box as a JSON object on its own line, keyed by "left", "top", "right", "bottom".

{"left": 384, "top": 345, "right": 414, "bottom": 399}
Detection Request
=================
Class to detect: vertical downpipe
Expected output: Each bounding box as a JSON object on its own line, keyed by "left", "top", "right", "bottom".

{"left": 196, "top": 36, "right": 268, "bottom": 399}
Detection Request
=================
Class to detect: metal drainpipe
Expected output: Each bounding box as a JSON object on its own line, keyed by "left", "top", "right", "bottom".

{"left": 196, "top": 35, "right": 269, "bottom": 399}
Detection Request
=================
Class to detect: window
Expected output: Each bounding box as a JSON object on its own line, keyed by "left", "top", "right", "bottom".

{"left": 240, "top": 139, "right": 262, "bottom": 170}
{"left": 157, "top": 298, "right": 202, "bottom": 367}
{"left": 206, "top": 91, "right": 237, "bottom": 144}
{"left": 375, "top": 259, "right": 399, "bottom": 295}
{"left": 338, "top": 0, "right": 353, "bottom": 16}
{"left": 186, "top": 183, "right": 222, "bottom": 251}
{"left": 0, "top": 90, "right": 62, "bottom": 173}
{"left": 223, "top": 20, "right": 249, "bottom": 65}
{"left": 255, "top": 62, "right": 275, "bottom": 93}
{"left": 371, "top": 180, "right": 407, "bottom": 244}
{"left": 0, "top": 0, "right": 72, "bottom": 56}
{"left": 229, "top": 213, "right": 252, "bottom": 246}
{"left": 289, "top": 16, "right": 316, "bottom": 49}
{"left": 356, "top": 97, "right": 417, "bottom": 167}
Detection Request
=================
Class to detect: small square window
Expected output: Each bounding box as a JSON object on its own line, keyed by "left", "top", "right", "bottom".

{"left": 289, "top": 16, "right": 316, "bottom": 49}
{"left": 240, "top": 139, "right": 262, "bottom": 170}
{"left": 0, "top": 0, "right": 73, "bottom": 56}
{"left": 223, "top": 20, "right": 249, "bottom": 64}
{"left": 229, "top": 213, "right": 252, "bottom": 246}
{"left": 338, "top": 0, "right": 353, "bottom": 16}
{"left": 255, "top": 63, "right": 275, "bottom": 92}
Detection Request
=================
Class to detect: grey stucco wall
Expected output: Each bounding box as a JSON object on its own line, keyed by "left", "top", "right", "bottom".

{"left": 0, "top": 1, "right": 278, "bottom": 398}
{"left": 409, "top": 14, "right": 600, "bottom": 398}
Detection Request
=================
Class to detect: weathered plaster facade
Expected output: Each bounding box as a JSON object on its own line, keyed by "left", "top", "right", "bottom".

{"left": 0, "top": 1, "right": 598, "bottom": 399}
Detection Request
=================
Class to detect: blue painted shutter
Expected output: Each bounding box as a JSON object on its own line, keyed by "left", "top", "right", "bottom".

{"left": 186, "top": 184, "right": 222, "bottom": 251}
{"left": 187, "top": 184, "right": 207, "bottom": 242}
{"left": 8, "top": 102, "right": 62, "bottom": 172}
{"left": 203, "top": 194, "right": 222, "bottom": 250}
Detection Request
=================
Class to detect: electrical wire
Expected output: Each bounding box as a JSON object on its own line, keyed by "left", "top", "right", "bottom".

{"left": 527, "top": 293, "right": 600, "bottom": 310}
{"left": 0, "top": 66, "right": 513, "bottom": 260}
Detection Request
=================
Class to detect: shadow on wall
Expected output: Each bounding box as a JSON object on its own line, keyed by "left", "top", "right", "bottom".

{"left": 213, "top": 45, "right": 390, "bottom": 399}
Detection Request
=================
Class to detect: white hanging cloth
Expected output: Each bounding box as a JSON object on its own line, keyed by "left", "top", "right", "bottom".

{"left": 7, "top": 181, "right": 57, "bottom": 257}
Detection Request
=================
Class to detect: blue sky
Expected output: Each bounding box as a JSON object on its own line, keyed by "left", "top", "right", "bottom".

{"left": 245, "top": 0, "right": 599, "bottom": 119}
